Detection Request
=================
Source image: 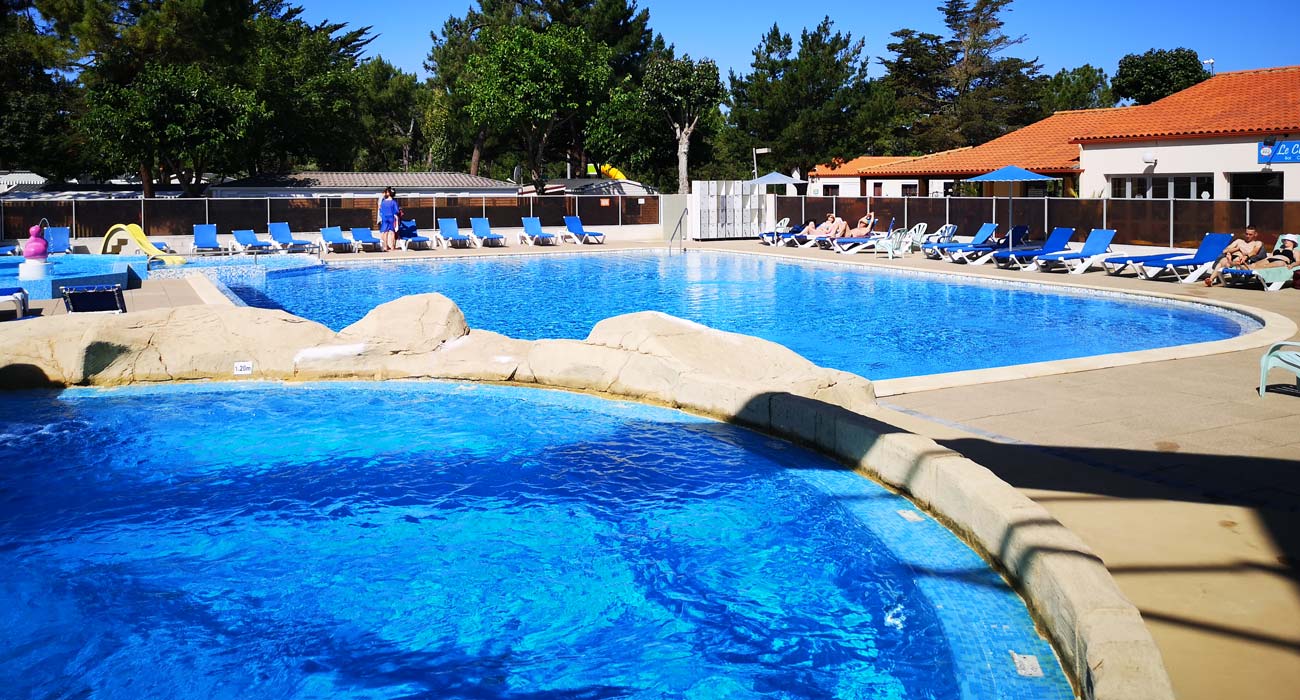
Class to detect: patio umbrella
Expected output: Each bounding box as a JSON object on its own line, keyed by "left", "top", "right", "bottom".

{"left": 964, "top": 165, "right": 1060, "bottom": 254}
{"left": 746, "top": 172, "right": 807, "bottom": 236}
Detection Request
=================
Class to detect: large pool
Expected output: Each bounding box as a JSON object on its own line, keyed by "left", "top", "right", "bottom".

{"left": 0, "top": 382, "right": 1073, "bottom": 699}
{"left": 228, "top": 250, "right": 1257, "bottom": 380}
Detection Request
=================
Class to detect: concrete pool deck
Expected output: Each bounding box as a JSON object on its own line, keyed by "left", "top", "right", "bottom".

{"left": 6, "top": 240, "right": 1298, "bottom": 699}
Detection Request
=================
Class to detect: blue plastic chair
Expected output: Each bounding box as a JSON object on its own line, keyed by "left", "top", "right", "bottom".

{"left": 519, "top": 217, "right": 559, "bottom": 246}
{"left": 269, "top": 222, "right": 316, "bottom": 252}
{"left": 1035, "top": 229, "right": 1116, "bottom": 274}
{"left": 318, "top": 226, "right": 355, "bottom": 253}
{"left": 231, "top": 229, "right": 275, "bottom": 253}
{"left": 349, "top": 228, "right": 383, "bottom": 252}
{"left": 396, "top": 220, "right": 432, "bottom": 250}
{"left": 562, "top": 216, "right": 605, "bottom": 244}
{"left": 992, "top": 227, "right": 1076, "bottom": 269}
{"left": 1135, "top": 233, "right": 1235, "bottom": 283}
{"left": 62, "top": 284, "right": 126, "bottom": 313}
{"left": 469, "top": 218, "right": 507, "bottom": 247}
{"left": 192, "top": 224, "right": 225, "bottom": 254}
{"left": 923, "top": 223, "right": 996, "bottom": 259}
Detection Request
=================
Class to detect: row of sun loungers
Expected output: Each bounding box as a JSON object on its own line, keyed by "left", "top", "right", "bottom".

{"left": 757, "top": 219, "right": 1298, "bottom": 290}
{"left": 189, "top": 216, "right": 606, "bottom": 255}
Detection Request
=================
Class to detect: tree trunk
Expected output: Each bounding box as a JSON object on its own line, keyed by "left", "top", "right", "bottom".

{"left": 469, "top": 127, "right": 487, "bottom": 176}
{"left": 139, "top": 163, "right": 154, "bottom": 199}
{"left": 676, "top": 124, "right": 694, "bottom": 195}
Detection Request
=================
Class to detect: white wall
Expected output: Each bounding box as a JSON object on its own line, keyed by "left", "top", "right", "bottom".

{"left": 1079, "top": 136, "right": 1300, "bottom": 200}
{"left": 807, "top": 176, "right": 861, "bottom": 196}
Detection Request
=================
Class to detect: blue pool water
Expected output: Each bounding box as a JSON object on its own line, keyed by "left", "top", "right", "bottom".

{"left": 0, "top": 254, "right": 148, "bottom": 299}
{"left": 0, "top": 382, "right": 1073, "bottom": 699}
{"left": 228, "top": 251, "right": 1257, "bottom": 380}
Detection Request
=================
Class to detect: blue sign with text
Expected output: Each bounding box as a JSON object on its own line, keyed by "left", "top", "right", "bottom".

{"left": 1259, "top": 141, "right": 1300, "bottom": 164}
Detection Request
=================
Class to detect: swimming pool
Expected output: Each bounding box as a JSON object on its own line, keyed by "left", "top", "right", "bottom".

{"left": 228, "top": 250, "right": 1258, "bottom": 380}
{"left": 0, "top": 382, "right": 1073, "bottom": 699}
{"left": 0, "top": 254, "right": 148, "bottom": 299}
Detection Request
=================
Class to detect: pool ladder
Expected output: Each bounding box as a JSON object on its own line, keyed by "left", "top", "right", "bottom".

{"left": 667, "top": 207, "right": 688, "bottom": 255}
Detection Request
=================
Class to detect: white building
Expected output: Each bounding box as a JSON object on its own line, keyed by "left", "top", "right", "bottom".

{"left": 1076, "top": 65, "right": 1300, "bottom": 201}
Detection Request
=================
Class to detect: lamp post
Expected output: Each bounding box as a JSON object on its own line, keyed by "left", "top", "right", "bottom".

{"left": 1202, "top": 58, "right": 1215, "bottom": 75}
{"left": 752, "top": 147, "right": 771, "bottom": 179}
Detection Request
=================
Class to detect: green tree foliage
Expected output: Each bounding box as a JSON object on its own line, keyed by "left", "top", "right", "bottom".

{"left": 0, "top": 1, "right": 80, "bottom": 178}
{"left": 464, "top": 24, "right": 612, "bottom": 182}
{"left": 82, "top": 63, "right": 262, "bottom": 196}
{"left": 641, "top": 55, "right": 722, "bottom": 194}
{"left": 1040, "top": 64, "right": 1115, "bottom": 113}
{"left": 1112, "top": 47, "right": 1210, "bottom": 105}
{"left": 353, "top": 58, "right": 426, "bottom": 171}
{"left": 241, "top": 5, "right": 372, "bottom": 173}
{"left": 883, "top": 0, "right": 1043, "bottom": 153}
{"left": 727, "top": 18, "right": 872, "bottom": 178}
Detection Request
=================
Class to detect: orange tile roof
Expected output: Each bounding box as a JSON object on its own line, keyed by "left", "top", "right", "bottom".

{"left": 1073, "top": 65, "right": 1300, "bottom": 143}
{"left": 809, "top": 155, "right": 912, "bottom": 176}
{"left": 857, "top": 108, "right": 1133, "bottom": 177}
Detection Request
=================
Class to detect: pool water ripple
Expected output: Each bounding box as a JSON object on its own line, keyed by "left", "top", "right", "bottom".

{"left": 228, "top": 250, "right": 1257, "bottom": 380}
{"left": 0, "top": 382, "right": 1073, "bottom": 699}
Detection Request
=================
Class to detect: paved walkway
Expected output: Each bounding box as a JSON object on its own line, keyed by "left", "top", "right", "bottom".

{"left": 701, "top": 240, "right": 1300, "bottom": 700}
{"left": 13, "top": 241, "right": 1300, "bottom": 698}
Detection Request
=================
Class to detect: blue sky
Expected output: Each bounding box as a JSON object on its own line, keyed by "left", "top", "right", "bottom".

{"left": 302, "top": 0, "right": 1299, "bottom": 81}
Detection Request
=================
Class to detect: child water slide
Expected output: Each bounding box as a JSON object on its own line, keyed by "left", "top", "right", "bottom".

{"left": 99, "top": 223, "right": 186, "bottom": 265}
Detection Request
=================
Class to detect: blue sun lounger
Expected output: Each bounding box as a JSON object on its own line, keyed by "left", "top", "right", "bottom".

{"left": 1101, "top": 233, "right": 1232, "bottom": 278}
{"left": 435, "top": 219, "right": 475, "bottom": 248}
{"left": 923, "top": 223, "right": 996, "bottom": 259}
{"left": 563, "top": 216, "right": 605, "bottom": 244}
{"left": 350, "top": 228, "right": 384, "bottom": 252}
{"left": 520, "top": 217, "right": 560, "bottom": 246}
{"left": 319, "top": 226, "right": 355, "bottom": 253}
{"left": 45, "top": 227, "right": 72, "bottom": 254}
{"left": 231, "top": 228, "right": 276, "bottom": 253}
{"left": 62, "top": 284, "right": 126, "bottom": 313}
{"left": 269, "top": 222, "right": 317, "bottom": 253}
{"left": 992, "top": 227, "right": 1075, "bottom": 269}
{"left": 1, "top": 286, "right": 29, "bottom": 318}
{"left": 1034, "top": 229, "right": 1116, "bottom": 274}
{"left": 1135, "top": 232, "right": 1236, "bottom": 283}
{"left": 946, "top": 225, "right": 1029, "bottom": 264}
{"left": 396, "top": 220, "right": 432, "bottom": 250}
{"left": 828, "top": 218, "right": 895, "bottom": 254}
{"left": 469, "top": 218, "right": 507, "bottom": 247}
{"left": 191, "top": 224, "right": 226, "bottom": 254}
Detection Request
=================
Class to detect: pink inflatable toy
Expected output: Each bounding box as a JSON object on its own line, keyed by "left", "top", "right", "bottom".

{"left": 23, "top": 224, "right": 48, "bottom": 261}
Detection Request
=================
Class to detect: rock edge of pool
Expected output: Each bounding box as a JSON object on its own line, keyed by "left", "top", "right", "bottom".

{"left": 0, "top": 293, "right": 1175, "bottom": 700}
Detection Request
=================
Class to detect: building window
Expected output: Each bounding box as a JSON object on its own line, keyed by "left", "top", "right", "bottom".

{"left": 1025, "top": 182, "right": 1048, "bottom": 197}
{"left": 1230, "top": 172, "right": 1284, "bottom": 200}
{"left": 873, "top": 182, "right": 883, "bottom": 196}
{"left": 1194, "top": 176, "right": 1214, "bottom": 199}
{"left": 902, "top": 184, "right": 918, "bottom": 197}
{"left": 823, "top": 185, "right": 840, "bottom": 196}
{"left": 1111, "top": 177, "right": 1126, "bottom": 198}
{"left": 1151, "top": 177, "right": 1169, "bottom": 199}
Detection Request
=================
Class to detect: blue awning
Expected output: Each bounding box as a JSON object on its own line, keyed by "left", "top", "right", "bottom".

{"left": 964, "top": 165, "right": 1059, "bottom": 182}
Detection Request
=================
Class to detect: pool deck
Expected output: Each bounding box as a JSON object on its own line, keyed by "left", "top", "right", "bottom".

{"left": 8, "top": 240, "right": 1300, "bottom": 699}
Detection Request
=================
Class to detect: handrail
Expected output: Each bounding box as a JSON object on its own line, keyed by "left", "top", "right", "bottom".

{"left": 667, "top": 206, "right": 688, "bottom": 254}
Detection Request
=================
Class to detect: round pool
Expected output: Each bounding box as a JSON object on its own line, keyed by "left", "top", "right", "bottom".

{"left": 226, "top": 250, "right": 1258, "bottom": 380}
{"left": 0, "top": 382, "right": 1073, "bottom": 699}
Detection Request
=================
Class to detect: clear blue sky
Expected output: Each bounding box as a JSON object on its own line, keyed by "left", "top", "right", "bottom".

{"left": 302, "top": 0, "right": 1299, "bottom": 81}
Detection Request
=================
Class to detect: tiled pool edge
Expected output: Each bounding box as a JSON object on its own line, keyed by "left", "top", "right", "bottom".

{"left": 703, "top": 245, "right": 1294, "bottom": 396}
{"left": 0, "top": 300, "right": 1174, "bottom": 700}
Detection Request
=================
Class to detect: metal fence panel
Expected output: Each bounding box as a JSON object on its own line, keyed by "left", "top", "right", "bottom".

{"left": 269, "top": 199, "right": 327, "bottom": 234}
{"left": 621, "top": 196, "right": 660, "bottom": 225}
{"left": 208, "top": 198, "right": 270, "bottom": 233}
{"left": 1047, "top": 198, "right": 1105, "bottom": 239}
{"left": 3, "top": 200, "right": 74, "bottom": 237}
{"left": 578, "top": 196, "right": 620, "bottom": 227}
{"left": 144, "top": 198, "right": 207, "bottom": 236}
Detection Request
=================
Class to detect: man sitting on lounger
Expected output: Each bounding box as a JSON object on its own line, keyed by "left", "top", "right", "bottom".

{"left": 1206, "top": 235, "right": 1297, "bottom": 286}
{"left": 1206, "top": 225, "right": 1264, "bottom": 283}
{"left": 845, "top": 212, "right": 876, "bottom": 237}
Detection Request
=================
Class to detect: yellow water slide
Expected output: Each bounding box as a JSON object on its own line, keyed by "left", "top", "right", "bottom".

{"left": 599, "top": 163, "right": 627, "bottom": 180}
{"left": 100, "top": 223, "right": 186, "bottom": 265}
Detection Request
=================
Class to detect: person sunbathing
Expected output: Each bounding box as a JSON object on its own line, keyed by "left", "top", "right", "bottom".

{"left": 803, "top": 213, "right": 847, "bottom": 239}
{"left": 1206, "top": 236, "right": 1297, "bottom": 286}
{"left": 846, "top": 213, "right": 877, "bottom": 237}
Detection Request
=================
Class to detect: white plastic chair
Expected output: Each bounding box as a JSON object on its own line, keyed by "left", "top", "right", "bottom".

{"left": 1260, "top": 342, "right": 1300, "bottom": 397}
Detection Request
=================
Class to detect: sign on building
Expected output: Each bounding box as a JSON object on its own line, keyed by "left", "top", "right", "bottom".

{"left": 1258, "top": 141, "right": 1300, "bottom": 164}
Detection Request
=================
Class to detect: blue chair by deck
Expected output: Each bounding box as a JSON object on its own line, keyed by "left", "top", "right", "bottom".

{"left": 350, "top": 227, "right": 383, "bottom": 252}
{"left": 992, "top": 227, "right": 1075, "bottom": 269}
{"left": 520, "top": 217, "right": 560, "bottom": 246}
{"left": 1101, "top": 232, "right": 1232, "bottom": 279}
{"left": 1135, "top": 233, "right": 1235, "bottom": 283}
{"left": 269, "top": 222, "right": 317, "bottom": 253}
{"left": 231, "top": 228, "right": 275, "bottom": 253}
{"left": 1260, "top": 341, "right": 1300, "bottom": 396}
{"left": 827, "top": 218, "right": 894, "bottom": 254}
{"left": 396, "top": 220, "right": 432, "bottom": 251}
{"left": 469, "top": 218, "right": 507, "bottom": 248}
{"left": 45, "top": 227, "right": 72, "bottom": 254}
{"left": 435, "top": 218, "right": 475, "bottom": 248}
{"left": 1, "top": 286, "right": 29, "bottom": 318}
{"left": 923, "top": 222, "right": 996, "bottom": 259}
{"left": 1035, "top": 229, "right": 1116, "bottom": 274}
{"left": 191, "top": 224, "right": 225, "bottom": 254}
{"left": 946, "top": 225, "right": 1030, "bottom": 264}
{"left": 562, "top": 216, "right": 605, "bottom": 244}
{"left": 61, "top": 284, "right": 126, "bottom": 313}
{"left": 318, "top": 226, "right": 355, "bottom": 253}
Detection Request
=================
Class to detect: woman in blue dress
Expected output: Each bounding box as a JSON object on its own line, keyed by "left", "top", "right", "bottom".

{"left": 378, "top": 187, "right": 401, "bottom": 251}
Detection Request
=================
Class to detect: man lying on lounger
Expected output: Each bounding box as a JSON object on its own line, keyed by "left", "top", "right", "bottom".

{"left": 803, "top": 213, "right": 848, "bottom": 239}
